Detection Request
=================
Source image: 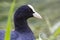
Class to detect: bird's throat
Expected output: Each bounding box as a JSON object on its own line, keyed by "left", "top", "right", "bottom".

{"left": 14, "top": 19, "right": 32, "bottom": 33}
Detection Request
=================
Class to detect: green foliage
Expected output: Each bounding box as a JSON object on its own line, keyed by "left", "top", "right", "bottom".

{"left": 4, "top": 0, "right": 16, "bottom": 40}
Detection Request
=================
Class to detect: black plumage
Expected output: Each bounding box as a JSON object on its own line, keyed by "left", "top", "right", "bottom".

{"left": 0, "top": 4, "right": 42, "bottom": 40}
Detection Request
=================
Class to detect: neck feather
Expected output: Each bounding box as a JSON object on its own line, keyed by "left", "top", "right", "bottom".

{"left": 14, "top": 19, "right": 32, "bottom": 33}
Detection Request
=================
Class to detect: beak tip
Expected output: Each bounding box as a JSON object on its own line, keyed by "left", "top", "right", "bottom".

{"left": 39, "top": 16, "right": 42, "bottom": 19}
{"left": 40, "top": 16, "right": 42, "bottom": 19}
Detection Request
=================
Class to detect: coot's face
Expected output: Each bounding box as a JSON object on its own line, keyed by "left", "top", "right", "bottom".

{"left": 20, "top": 5, "right": 35, "bottom": 18}
{"left": 14, "top": 5, "right": 42, "bottom": 19}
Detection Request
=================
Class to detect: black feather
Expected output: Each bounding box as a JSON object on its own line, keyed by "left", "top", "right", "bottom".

{"left": 0, "top": 5, "right": 35, "bottom": 40}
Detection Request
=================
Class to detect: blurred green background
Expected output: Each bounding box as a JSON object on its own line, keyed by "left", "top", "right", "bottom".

{"left": 0, "top": 0, "right": 60, "bottom": 40}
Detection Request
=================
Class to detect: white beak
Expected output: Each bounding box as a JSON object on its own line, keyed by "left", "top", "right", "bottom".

{"left": 33, "top": 12, "right": 42, "bottom": 19}
{"left": 28, "top": 4, "right": 42, "bottom": 19}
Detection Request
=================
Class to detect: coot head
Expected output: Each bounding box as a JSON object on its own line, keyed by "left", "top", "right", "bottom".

{"left": 14, "top": 4, "right": 42, "bottom": 20}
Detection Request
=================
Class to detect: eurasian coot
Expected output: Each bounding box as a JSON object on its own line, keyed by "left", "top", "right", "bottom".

{"left": 0, "top": 4, "right": 42, "bottom": 40}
